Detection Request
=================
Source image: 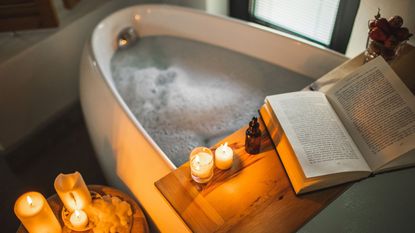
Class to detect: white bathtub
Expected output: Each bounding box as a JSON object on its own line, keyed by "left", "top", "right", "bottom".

{"left": 79, "top": 4, "right": 346, "bottom": 232}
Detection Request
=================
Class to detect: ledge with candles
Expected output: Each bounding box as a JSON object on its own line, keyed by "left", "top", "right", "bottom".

{"left": 188, "top": 117, "right": 260, "bottom": 184}
{"left": 155, "top": 116, "right": 349, "bottom": 233}
{"left": 14, "top": 172, "right": 149, "bottom": 233}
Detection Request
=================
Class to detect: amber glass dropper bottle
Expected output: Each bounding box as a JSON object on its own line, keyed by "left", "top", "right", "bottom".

{"left": 245, "top": 117, "right": 261, "bottom": 154}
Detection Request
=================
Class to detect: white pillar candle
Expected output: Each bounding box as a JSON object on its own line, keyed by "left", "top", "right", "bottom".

{"left": 70, "top": 209, "right": 88, "bottom": 230}
{"left": 54, "top": 171, "right": 91, "bottom": 212}
{"left": 215, "top": 142, "right": 234, "bottom": 170}
{"left": 14, "top": 191, "right": 62, "bottom": 233}
{"left": 190, "top": 147, "right": 214, "bottom": 183}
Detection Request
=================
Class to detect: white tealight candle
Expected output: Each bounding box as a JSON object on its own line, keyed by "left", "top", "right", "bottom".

{"left": 190, "top": 147, "right": 214, "bottom": 183}
{"left": 70, "top": 209, "right": 88, "bottom": 230}
{"left": 215, "top": 142, "right": 234, "bottom": 170}
{"left": 14, "top": 192, "right": 62, "bottom": 233}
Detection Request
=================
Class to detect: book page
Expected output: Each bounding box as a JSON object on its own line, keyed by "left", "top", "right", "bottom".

{"left": 266, "top": 92, "right": 371, "bottom": 178}
{"left": 326, "top": 57, "right": 415, "bottom": 171}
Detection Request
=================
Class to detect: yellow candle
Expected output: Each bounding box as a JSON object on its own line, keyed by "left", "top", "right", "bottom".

{"left": 190, "top": 147, "right": 214, "bottom": 183}
{"left": 215, "top": 142, "right": 233, "bottom": 170}
{"left": 54, "top": 171, "right": 91, "bottom": 212}
{"left": 70, "top": 209, "right": 88, "bottom": 230}
{"left": 14, "top": 192, "right": 62, "bottom": 233}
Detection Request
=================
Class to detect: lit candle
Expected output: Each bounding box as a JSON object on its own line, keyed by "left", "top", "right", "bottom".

{"left": 54, "top": 171, "right": 91, "bottom": 212}
{"left": 190, "top": 147, "right": 214, "bottom": 183}
{"left": 215, "top": 142, "right": 234, "bottom": 170}
{"left": 70, "top": 209, "right": 88, "bottom": 230}
{"left": 14, "top": 192, "right": 62, "bottom": 233}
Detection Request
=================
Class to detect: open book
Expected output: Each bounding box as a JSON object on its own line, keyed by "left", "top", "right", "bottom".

{"left": 260, "top": 56, "right": 415, "bottom": 194}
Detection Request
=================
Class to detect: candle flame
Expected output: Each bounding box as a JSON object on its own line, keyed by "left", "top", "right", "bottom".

{"left": 26, "top": 195, "right": 33, "bottom": 206}
{"left": 222, "top": 142, "right": 228, "bottom": 153}
{"left": 74, "top": 210, "right": 80, "bottom": 218}
{"left": 194, "top": 155, "right": 201, "bottom": 170}
{"left": 195, "top": 155, "right": 200, "bottom": 163}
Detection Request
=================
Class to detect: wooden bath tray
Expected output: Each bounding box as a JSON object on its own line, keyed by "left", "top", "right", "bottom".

{"left": 155, "top": 119, "right": 350, "bottom": 233}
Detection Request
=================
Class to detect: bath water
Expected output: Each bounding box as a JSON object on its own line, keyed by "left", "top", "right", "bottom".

{"left": 111, "top": 36, "right": 312, "bottom": 167}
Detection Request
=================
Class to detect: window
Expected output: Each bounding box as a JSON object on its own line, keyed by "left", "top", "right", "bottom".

{"left": 230, "top": 0, "right": 360, "bottom": 53}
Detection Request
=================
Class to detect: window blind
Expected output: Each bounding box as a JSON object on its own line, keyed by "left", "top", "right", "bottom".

{"left": 252, "top": 0, "right": 341, "bottom": 45}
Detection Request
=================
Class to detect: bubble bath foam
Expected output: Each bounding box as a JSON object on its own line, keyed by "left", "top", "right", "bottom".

{"left": 111, "top": 36, "right": 312, "bottom": 166}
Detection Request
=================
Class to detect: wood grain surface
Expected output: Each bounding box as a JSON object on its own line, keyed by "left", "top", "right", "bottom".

{"left": 155, "top": 119, "right": 349, "bottom": 233}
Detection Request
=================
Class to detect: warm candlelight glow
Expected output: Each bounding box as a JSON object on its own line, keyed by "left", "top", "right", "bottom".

{"left": 70, "top": 209, "right": 88, "bottom": 229}
{"left": 215, "top": 142, "right": 234, "bottom": 170}
{"left": 194, "top": 155, "right": 201, "bottom": 170}
{"left": 190, "top": 147, "right": 214, "bottom": 183}
{"left": 14, "top": 192, "right": 62, "bottom": 233}
{"left": 54, "top": 171, "right": 92, "bottom": 212}
{"left": 26, "top": 195, "right": 33, "bottom": 206}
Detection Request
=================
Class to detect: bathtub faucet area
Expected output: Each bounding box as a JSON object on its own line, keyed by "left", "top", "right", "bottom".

{"left": 117, "top": 27, "right": 138, "bottom": 49}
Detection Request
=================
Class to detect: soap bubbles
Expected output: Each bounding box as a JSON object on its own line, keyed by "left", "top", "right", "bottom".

{"left": 111, "top": 36, "right": 312, "bottom": 166}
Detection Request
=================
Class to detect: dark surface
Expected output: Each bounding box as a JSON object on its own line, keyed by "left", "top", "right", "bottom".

{"left": 0, "top": 102, "right": 107, "bottom": 233}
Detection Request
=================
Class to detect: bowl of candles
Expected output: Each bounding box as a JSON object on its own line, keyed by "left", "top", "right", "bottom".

{"left": 15, "top": 172, "right": 149, "bottom": 233}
